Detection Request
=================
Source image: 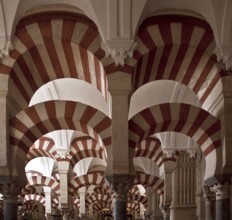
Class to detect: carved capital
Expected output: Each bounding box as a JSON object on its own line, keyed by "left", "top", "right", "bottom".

{"left": 215, "top": 45, "right": 232, "bottom": 70}
{"left": 204, "top": 185, "right": 215, "bottom": 202}
{"left": 1, "top": 183, "right": 21, "bottom": 201}
{"left": 56, "top": 149, "right": 70, "bottom": 159}
{"left": 162, "top": 149, "right": 175, "bottom": 158}
{"left": 0, "top": 40, "right": 13, "bottom": 60}
{"left": 187, "top": 149, "right": 197, "bottom": 158}
{"left": 102, "top": 40, "right": 137, "bottom": 66}
{"left": 144, "top": 211, "right": 152, "bottom": 220}
{"left": 111, "top": 183, "right": 129, "bottom": 200}
{"left": 160, "top": 207, "right": 169, "bottom": 218}
{"left": 210, "top": 182, "right": 230, "bottom": 200}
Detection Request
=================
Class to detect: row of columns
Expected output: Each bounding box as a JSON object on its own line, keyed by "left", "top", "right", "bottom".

{"left": 0, "top": 173, "right": 232, "bottom": 219}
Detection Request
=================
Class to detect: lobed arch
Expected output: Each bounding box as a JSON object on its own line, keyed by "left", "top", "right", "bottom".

{"left": 129, "top": 103, "right": 221, "bottom": 183}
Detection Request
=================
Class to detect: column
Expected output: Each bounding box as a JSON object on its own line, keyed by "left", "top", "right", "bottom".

{"left": 136, "top": 203, "right": 145, "bottom": 220}
{"left": 160, "top": 207, "right": 169, "bottom": 220}
{"left": 112, "top": 183, "right": 129, "bottom": 220}
{"left": 2, "top": 183, "right": 20, "bottom": 220}
{"left": 211, "top": 182, "right": 230, "bottom": 220}
{"left": 106, "top": 72, "right": 133, "bottom": 177}
{"left": 160, "top": 164, "right": 174, "bottom": 220}
{"left": 195, "top": 150, "right": 205, "bottom": 220}
{"left": 106, "top": 73, "right": 133, "bottom": 220}
{"left": 57, "top": 160, "right": 70, "bottom": 212}
{"left": 152, "top": 193, "right": 163, "bottom": 220}
{"left": 43, "top": 186, "right": 53, "bottom": 220}
{"left": 162, "top": 171, "right": 172, "bottom": 216}
{"left": 203, "top": 185, "right": 214, "bottom": 220}
{"left": 0, "top": 74, "right": 8, "bottom": 168}
{"left": 88, "top": 203, "right": 94, "bottom": 220}
{"left": 38, "top": 202, "right": 45, "bottom": 220}
{"left": 145, "top": 187, "right": 153, "bottom": 219}
{"left": 79, "top": 187, "right": 86, "bottom": 220}
{"left": 62, "top": 211, "right": 68, "bottom": 220}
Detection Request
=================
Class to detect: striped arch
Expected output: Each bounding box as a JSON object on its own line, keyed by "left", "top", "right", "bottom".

{"left": 134, "top": 138, "right": 162, "bottom": 159}
{"left": 132, "top": 15, "right": 224, "bottom": 108}
{"left": 127, "top": 202, "right": 140, "bottom": 213}
{"left": 129, "top": 103, "right": 220, "bottom": 154}
{"left": 127, "top": 194, "right": 148, "bottom": 208}
{"left": 52, "top": 196, "right": 59, "bottom": 208}
{"left": 128, "top": 185, "right": 140, "bottom": 195}
{"left": 92, "top": 200, "right": 112, "bottom": 212}
{"left": 27, "top": 175, "right": 60, "bottom": 195}
{"left": 69, "top": 174, "right": 110, "bottom": 194}
{"left": 73, "top": 197, "right": 80, "bottom": 209}
{"left": 19, "top": 202, "right": 39, "bottom": 218}
{"left": 134, "top": 138, "right": 180, "bottom": 168}
{"left": 69, "top": 138, "right": 107, "bottom": 169}
{"left": 0, "top": 11, "right": 108, "bottom": 111}
{"left": 27, "top": 137, "right": 56, "bottom": 161}
{"left": 86, "top": 193, "right": 112, "bottom": 206}
{"left": 10, "top": 101, "right": 111, "bottom": 155}
{"left": 129, "top": 103, "right": 221, "bottom": 182}
{"left": 52, "top": 171, "right": 60, "bottom": 182}
{"left": 24, "top": 194, "right": 45, "bottom": 206}
{"left": 134, "top": 173, "right": 164, "bottom": 194}
{"left": 92, "top": 186, "right": 112, "bottom": 195}
{"left": 21, "top": 185, "right": 36, "bottom": 197}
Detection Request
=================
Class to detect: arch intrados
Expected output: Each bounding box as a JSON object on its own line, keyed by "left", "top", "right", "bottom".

{"left": 129, "top": 79, "right": 200, "bottom": 119}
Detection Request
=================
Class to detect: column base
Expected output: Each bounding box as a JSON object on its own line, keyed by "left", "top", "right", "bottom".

{"left": 170, "top": 205, "right": 196, "bottom": 220}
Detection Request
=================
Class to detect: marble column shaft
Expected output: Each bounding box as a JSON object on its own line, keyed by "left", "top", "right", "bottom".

{"left": 211, "top": 183, "right": 230, "bottom": 220}
{"left": 112, "top": 183, "right": 129, "bottom": 220}
{"left": 79, "top": 187, "right": 86, "bottom": 218}
{"left": 2, "top": 184, "right": 20, "bottom": 220}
